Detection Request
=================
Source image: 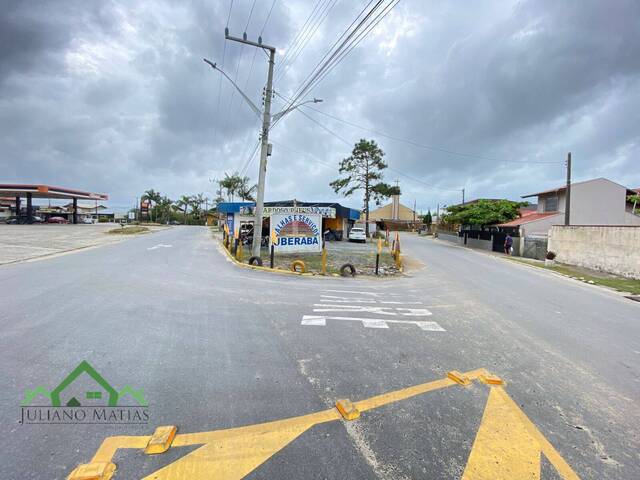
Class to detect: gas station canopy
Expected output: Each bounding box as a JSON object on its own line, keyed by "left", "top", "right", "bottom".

{"left": 0, "top": 184, "right": 108, "bottom": 224}
{"left": 0, "top": 184, "right": 108, "bottom": 201}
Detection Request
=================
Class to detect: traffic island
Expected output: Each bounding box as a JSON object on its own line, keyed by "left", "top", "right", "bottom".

{"left": 215, "top": 233, "right": 404, "bottom": 277}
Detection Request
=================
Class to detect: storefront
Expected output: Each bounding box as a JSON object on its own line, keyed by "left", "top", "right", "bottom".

{"left": 216, "top": 200, "right": 360, "bottom": 241}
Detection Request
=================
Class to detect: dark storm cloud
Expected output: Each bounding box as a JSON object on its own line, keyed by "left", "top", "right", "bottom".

{"left": 1, "top": 0, "right": 639, "bottom": 212}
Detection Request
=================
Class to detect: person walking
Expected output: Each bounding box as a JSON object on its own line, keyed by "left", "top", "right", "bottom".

{"left": 504, "top": 234, "right": 513, "bottom": 255}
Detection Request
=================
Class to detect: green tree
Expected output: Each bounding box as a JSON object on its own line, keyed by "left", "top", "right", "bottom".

{"left": 219, "top": 173, "right": 243, "bottom": 202}
{"left": 330, "top": 139, "right": 400, "bottom": 236}
{"left": 628, "top": 194, "right": 639, "bottom": 215}
{"left": 156, "top": 196, "right": 173, "bottom": 223}
{"left": 442, "top": 199, "right": 527, "bottom": 226}
{"left": 423, "top": 209, "right": 433, "bottom": 228}
{"left": 237, "top": 176, "right": 257, "bottom": 202}
{"left": 142, "top": 189, "right": 161, "bottom": 222}
{"left": 174, "top": 195, "right": 191, "bottom": 224}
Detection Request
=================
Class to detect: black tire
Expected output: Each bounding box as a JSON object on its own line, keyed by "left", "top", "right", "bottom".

{"left": 340, "top": 263, "right": 356, "bottom": 277}
{"left": 248, "top": 256, "right": 263, "bottom": 266}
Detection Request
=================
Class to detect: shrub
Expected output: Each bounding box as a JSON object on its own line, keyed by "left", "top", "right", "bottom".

{"left": 546, "top": 251, "right": 557, "bottom": 260}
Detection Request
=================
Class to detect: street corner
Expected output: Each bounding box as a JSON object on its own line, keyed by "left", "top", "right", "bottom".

{"left": 64, "top": 369, "right": 582, "bottom": 479}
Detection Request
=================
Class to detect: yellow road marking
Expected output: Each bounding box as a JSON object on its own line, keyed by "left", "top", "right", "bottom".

{"left": 77, "top": 369, "right": 580, "bottom": 480}
{"left": 462, "top": 387, "right": 580, "bottom": 480}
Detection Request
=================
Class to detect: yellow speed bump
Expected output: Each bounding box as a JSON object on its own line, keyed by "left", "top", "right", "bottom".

{"left": 447, "top": 370, "right": 472, "bottom": 386}
{"left": 145, "top": 425, "right": 177, "bottom": 455}
{"left": 67, "top": 462, "right": 116, "bottom": 480}
{"left": 335, "top": 398, "right": 360, "bottom": 421}
{"left": 479, "top": 373, "right": 504, "bottom": 385}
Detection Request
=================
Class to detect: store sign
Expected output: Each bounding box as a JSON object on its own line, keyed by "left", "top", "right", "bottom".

{"left": 270, "top": 213, "right": 322, "bottom": 253}
{"left": 263, "top": 206, "right": 336, "bottom": 218}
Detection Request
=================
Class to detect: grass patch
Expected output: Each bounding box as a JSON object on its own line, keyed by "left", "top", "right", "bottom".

{"left": 107, "top": 226, "right": 150, "bottom": 235}
{"left": 508, "top": 257, "right": 640, "bottom": 295}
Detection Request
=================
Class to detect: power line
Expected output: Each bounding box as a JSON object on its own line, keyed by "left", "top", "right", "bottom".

{"left": 274, "top": 0, "right": 339, "bottom": 84}
{"left": 274, "top": 0, "right": 325, "bottom": 77}
{"left": 300, "top": 104, "right": 564, "bottom": 165}
{"left": 227, "top": 0, "right": 258, "bottom": 120}
{"left": 214, "top": 0, "right": 236, "bottom": 146}
{"left": 303, "top": 0, "right": 400, "bottom": 97}
{"left": 282, "top": 0, "right": 389, "bottom": 115}
{"left": 243, "top": 0, "right": 278, "bottom": 101}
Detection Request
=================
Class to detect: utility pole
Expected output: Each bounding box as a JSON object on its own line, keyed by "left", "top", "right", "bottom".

{"left": 205, "top": 32, "right": 322, "bottom": 257}
{"left": 564, "top": 152, "right": 572, "bottom": 226}
{"left": 223, "top": 31, "right": 276, "bottom": 258}
{"left": 461, "top": 188, "right": 465, "bottom": 205}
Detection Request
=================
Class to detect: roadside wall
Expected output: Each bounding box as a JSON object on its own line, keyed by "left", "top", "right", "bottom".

{"left": 466, "top": 236, "right": 493, "bottom": 251}
{"left": 438, "top": 232, "right": 462, "bottom": 245}
{"left": 548, "top": 226, "right": 640, "bottom": 279}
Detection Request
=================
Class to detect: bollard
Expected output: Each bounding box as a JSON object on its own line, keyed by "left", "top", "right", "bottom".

{"left": 270, "top": 231, "right": 277, "bottom": 269}
{"left": 321, "top": 246, "right": 327, "bottom": 275}
{"left": 376, "top": 238, "right": 382, "bottom": 275}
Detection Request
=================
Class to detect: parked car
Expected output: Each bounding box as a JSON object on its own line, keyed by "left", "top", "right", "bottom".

{"left": 81, "top": 217, "right": 94, "bottom": 224}
{"left": 47, "top": 216, "right": 69, "bottom": 224}
{"left": 167, "top": 220, "right": 181, "bottom": 225}
{"left": 4, "top": 216, "right": 20, "bottom": 224}
{"left": 348, "top": 227, "right": 366, "bottom": 243}
{"left": 32, "top": 216, "right": 43, "bottom": 223}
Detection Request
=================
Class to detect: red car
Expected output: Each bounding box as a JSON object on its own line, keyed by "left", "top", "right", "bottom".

{"left": 47, "top": 216, "right": 69, "bottom": 224}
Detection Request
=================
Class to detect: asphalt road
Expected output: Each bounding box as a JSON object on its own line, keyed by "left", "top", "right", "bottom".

{"left": 1, "top": 227, "right": 638, "bottom": 479}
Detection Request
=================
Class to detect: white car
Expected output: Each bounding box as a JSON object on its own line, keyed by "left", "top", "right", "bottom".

{"left": 348, "top": 226, "right": 366, "bottom": 243}
{"left": 82, "top": 217, "right": 95, "bottom": 224}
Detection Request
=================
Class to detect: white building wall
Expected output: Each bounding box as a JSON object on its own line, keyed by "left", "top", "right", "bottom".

{"left": 570, "top": 179, "right": 627, "bottom": 225}
{"left": 520, "top": 214, "right": 562, "bottom": 236}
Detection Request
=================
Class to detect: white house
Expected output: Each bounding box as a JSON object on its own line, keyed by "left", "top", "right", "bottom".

{"left": 498, "top": 178, "right": 640, "bottom": 236}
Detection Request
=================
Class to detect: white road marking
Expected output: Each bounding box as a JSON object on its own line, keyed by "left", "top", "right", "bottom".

{"left": 147, "top": 244, "right": 173, "bottom": 250}
{"left": 361, "top": 319, "right": 389, "bottom": 329}
{"left": 319, "top": 295, "right": 423, "bottom": 305}
{"left": 321, "top": 289, "right": 403, "bottom": 297}
{"left": 312, "top": 305, "right": 432, "bottom": 316}
{"left": 301, "top": 315, "right": 445, "bottom": 331}
{"left": 301, "top": 316, "right": 327, "bottom": 326}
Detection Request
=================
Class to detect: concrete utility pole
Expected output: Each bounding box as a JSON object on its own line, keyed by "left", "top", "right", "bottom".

{"left": 461, "top": 188, "right": 465, "bottom": 205}
{"left": 222, "top": 32, "right": 276, "bottom": 258}
{"left": 564, "top": 152, "right": 572, "bottom": 226}
{"left": 204, "top": 31, "right": 322, "bottom": 258}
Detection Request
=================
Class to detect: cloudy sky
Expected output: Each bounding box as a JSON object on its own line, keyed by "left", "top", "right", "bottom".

{"left": 2, "top": 0, "right": 639, "bottom": 213}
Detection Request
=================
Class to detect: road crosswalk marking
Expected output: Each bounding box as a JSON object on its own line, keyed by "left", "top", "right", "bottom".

{"left": 301, "top": 315, "right": 446, "bottom": 331}
{"left": 320, "top": 295, "right": 423, "bottom": 305}
{"left": 312, "top": 305, "right": 432, "bottom": 316}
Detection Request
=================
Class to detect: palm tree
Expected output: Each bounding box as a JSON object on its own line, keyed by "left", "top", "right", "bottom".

{"left": 219, "top": 173, "right": 243, "bottom": 202}
{"left": 237, "top": 176, "right": 257, "bottom": 202}
{"left": 142, "top": 189, "right": 162, "bottom": 222}
{"left": 174, "top": 195, "right": 191, "bottom": 224}
{"left": 157, "top": 196, "right": 173, "bottom": 223}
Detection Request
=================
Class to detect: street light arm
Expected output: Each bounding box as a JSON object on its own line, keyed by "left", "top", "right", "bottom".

{"left": 203, "top": 58, "right": 261, "bottom": 119}
{"left": 272, "top": 98, "right": 323, "bottom": 122}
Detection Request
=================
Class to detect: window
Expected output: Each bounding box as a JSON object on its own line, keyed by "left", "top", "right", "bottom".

{"left": 544, "top": 196, "right": 558, "bottom": 212}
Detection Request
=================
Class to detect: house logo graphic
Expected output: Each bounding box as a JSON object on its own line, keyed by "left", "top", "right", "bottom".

{"left": 21, "top": 360, "right": 150, "bottom": 424}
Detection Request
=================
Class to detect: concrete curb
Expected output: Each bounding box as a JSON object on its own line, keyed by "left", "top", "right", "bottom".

{"left": 428, "top": 237, "right": 636, "bottom": 298}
